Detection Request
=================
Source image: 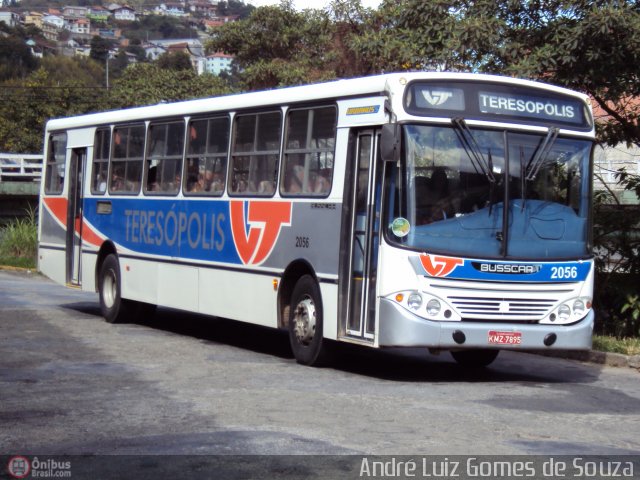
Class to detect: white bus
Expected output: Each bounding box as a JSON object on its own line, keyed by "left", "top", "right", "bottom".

{"left": 38, "top": 72, "right": 595, "bottom": 367}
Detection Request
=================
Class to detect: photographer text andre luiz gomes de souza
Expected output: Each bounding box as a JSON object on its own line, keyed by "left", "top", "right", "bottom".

{"left": 358, "top": 457, "right": 635, "bottom": 478}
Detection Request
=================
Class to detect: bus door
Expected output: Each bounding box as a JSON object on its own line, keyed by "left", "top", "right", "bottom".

{"left": 66, "top": 147, "right": 86, "bottom": 286}
{"left": 342, "top": 129, "right": 382, "bottom": 341}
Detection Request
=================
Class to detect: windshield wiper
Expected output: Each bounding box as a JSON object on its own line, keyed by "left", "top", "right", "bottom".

{"left": 525, "top": 127, "right": 559, "bottom": 181}
{"left": 451, "top": 118, "right": 495, "bottom": 183}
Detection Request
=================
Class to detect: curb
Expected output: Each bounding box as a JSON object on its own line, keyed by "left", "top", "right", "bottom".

{"left": 0, "top": 265, "right": 35, "bottom": 273}
{"left": 537, "top": 349, "right": 640, "bottom": 371}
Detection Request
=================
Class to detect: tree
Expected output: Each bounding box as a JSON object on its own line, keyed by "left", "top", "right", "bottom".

{"left": 157, "top": 50, "right": 194, "bottom": 71}
{"left": 109, "top": 49, "right": 131, "bottom": 78}
{"left": 0, "top": 56, "right": 106, "bottom": 153}
{"left": 217, "top": 0, "right": 255, "bottom": 19}
{"left": 207, "top": 1, "right": 338, "bottom": 90}
{"left": 0, "top": 26, "right": 39, "bottom": 81}
{"left": 90, "top": 35, "right": 111, "bottom": 64}
{"left": 490, "top": 1, "right": 640, "bottom": 196}
{"left": 126, "top": 44, "right": 147, "bottom": 63}
{"left": 105, "top": 63, "right": 231, "bottom": 109}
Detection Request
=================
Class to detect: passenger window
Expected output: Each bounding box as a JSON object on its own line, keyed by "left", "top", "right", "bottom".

{"left": 92, "top": 128, "right": 110, "bottom": 195}
{"left": 144, "top": 121, "right": 185, "bottom": 195}
{"left": 44, "top": 133, "right": 67, "bottom": 195}
{"left": 111, "top": 124, "right": 145, "bottom": 194}
{"left": 230, "top": 111, "right": 281, "bottom": 196}
{"left": 185, "top": 116, "right": 229, "bottom": 196}
{"left": 281, "top": 106, "right": 336, "bottom": 197}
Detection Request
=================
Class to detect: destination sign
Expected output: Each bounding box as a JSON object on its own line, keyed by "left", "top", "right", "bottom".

{"left": 478, "top": 91, "right": 581, "bottom": 124}
{"left": 405, "top": 81, "right": 591, "bottom": 130}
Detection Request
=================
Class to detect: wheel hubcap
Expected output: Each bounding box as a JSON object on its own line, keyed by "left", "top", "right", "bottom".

{"left": 103, "top": 269, "right": 116, "bottom": 309}
{"left": 293, "top": 296, "right": 316, "bottom": 345}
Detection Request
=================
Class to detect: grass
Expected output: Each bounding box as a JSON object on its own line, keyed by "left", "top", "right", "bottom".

{"left": 593, "top": 335, "right": 640, "bottom": 356}
{"left": 0, "top": 209, "right": 38, "bottom": 270}
{"left": 0, "top": 255, "right": 36, "bottom": 269}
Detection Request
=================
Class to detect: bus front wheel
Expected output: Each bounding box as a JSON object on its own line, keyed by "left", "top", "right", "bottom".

{"left": 288, "top": 275, "right": 330, "bottom": 367}
{"left": 451, "top": 349, "right": 499, "bottom": 367}
{"left": 98, "top": 254, "right": 134, "bottom": 324}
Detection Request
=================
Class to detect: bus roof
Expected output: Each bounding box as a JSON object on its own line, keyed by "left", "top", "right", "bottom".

{"left": 45, "top": 72, "right": 590, "bottom": 131}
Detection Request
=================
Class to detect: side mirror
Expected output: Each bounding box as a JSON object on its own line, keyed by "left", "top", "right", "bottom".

{"left": 380, "top": 123, "right": 400, "bottom": 162}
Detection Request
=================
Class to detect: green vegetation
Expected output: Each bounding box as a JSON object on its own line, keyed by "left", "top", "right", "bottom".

{"left": 0, "top": 210, "right": 38, "bottom": 270}
{"left": 593, "top": 335, "right": 640, "bottom": 356}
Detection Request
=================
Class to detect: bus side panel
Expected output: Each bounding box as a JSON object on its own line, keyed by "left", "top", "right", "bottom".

{"left": 260, "top": 202, "right": 342, "bottom": 274}
{"left": 158, "top": 262, "right": 198, "bottom": 311}
{"left": 38, "top": 197, "right": 68, "bottom": 286}
{"left": 81, "top": 251, "right": 98, "bottom": 292}
{"left": 39, "top": 248, "right": 66, "bottom": 286}
{"left": 320, "top": 283, "right": 339, "bottom": 341}
{"left": 120, "top": 256, "right": 158, "bottom": 305}
{"left": 199, "top": 268, "right": 278, "bottom": 328}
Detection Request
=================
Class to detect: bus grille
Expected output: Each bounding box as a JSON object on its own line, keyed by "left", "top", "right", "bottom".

{"left": 427, "top": 280, "right": 577, "bottom": 322}
{"left": 449, "top": 296, "right": 555, "bottom": 320}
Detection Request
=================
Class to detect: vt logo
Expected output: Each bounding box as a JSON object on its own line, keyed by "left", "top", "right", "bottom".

{"left": 230, "top": 201, "right": 292, "bottom": 265}
{"left": 419, "top": 254, "right": 464, "bottom": 277}
{"left": 422, "top": 90, "right": 453, "bottom": 106}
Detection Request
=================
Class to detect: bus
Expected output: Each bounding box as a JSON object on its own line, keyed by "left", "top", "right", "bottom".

{"left": 38, "top": 72, "right": 595, "bottom": 367}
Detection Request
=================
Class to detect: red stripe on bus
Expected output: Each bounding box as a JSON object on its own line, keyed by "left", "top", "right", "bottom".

{"left": 80, "top": 220, "right": 104, "bottom": 247}
{"left": 43, "top": 197, "right": 68, "bottom": 227}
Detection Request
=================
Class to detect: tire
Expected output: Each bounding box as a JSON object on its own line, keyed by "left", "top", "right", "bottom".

{"left": 98, "top": 254, "right": 134, "bottom": 324}
{"left": 451, "top": 349, "right": 500, "bottom": 367}
{"left": 288, "top": 275, "right": 330, "bottom": 366}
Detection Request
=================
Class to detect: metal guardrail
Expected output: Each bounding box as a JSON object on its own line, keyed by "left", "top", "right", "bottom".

{"left": 0, "top": 153, "right": 43, "bottom": 182}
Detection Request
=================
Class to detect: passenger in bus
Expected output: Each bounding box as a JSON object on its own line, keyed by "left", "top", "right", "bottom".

{"left": 185, "top": 161, "right": 200, "bottom": 191}
{"left": 203, "top": 169, "right": 214, "bottom": 191}
{"left": 207, "top": 170, "right": 225, "bottom": 194}
{"left": 164, "top": 172, "right": 181, "bottom": 192}
{"left": 286, "top": 165, "right": 312, "bottom": 194}
{"left": 96, "top": 173, "right": 107, "bottom": 193}
{"left": 259, "top": 180, "right": 275, "bottom": 194}
{"left": 235, "top": 178, "right": 248, "bottom": 193}
{"left": 110, "top": 166, "right": 125, "bottom": 191}
{"left": 314, "top": 169, "right": 331, "bottom": 194}
{"left": 146, "top": 166, "right": 158, "bottom": 192}
{"left": 189, "top": 173, "right": 206, "bottom": 193}
{"left": 424, "top": 167, "right": 455, "bottom": 223}
{"left": 129, "top": 179, "right": 140, "bottom": 192}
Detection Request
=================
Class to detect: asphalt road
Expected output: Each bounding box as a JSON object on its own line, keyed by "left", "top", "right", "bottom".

{"left": 1, "top": 270, "right": 639, "bottom": 462}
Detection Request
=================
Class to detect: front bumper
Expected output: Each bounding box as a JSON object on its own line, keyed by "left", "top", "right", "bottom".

{"left": 378, "top": 298, "right": 594, "bottom": 350}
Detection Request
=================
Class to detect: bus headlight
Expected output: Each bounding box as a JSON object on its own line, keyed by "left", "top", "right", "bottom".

{"left": 573, "top": 299, "right": 586, "bottom": 317}
{"left": 558, "top": 304, "right": 571, "bottom": 321}
{"left": 408, "top": 292, "right": 423, "bottom": 310}
{"left": 426, "top": 299, "right": 441, "bottom": 316}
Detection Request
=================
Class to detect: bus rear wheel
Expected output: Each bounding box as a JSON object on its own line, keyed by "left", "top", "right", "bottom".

{"left": 98, "top": 254, "right": 134, "bottom": 324}
{"left": 451, "top": 349, "right": 499, "bottom": 367}
{"left": 288, "top": 275, "right": 330, "bottom": 366}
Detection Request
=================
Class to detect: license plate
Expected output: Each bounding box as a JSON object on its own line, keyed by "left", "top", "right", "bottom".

{"left": 488, "top": 331, "right": 522, "bottom": 345}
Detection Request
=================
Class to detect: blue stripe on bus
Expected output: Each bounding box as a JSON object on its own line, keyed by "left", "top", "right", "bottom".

{"left": 84, "top": 198, "right": 241, "bottom": 264}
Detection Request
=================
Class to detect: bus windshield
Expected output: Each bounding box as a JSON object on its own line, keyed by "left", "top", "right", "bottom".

{"left": 387, "top": 124, "right": 593, "bottom": 260}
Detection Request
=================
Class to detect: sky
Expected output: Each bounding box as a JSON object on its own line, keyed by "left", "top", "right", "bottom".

{"left": 245, "top": 0, "right": 383, "bottom": 10}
